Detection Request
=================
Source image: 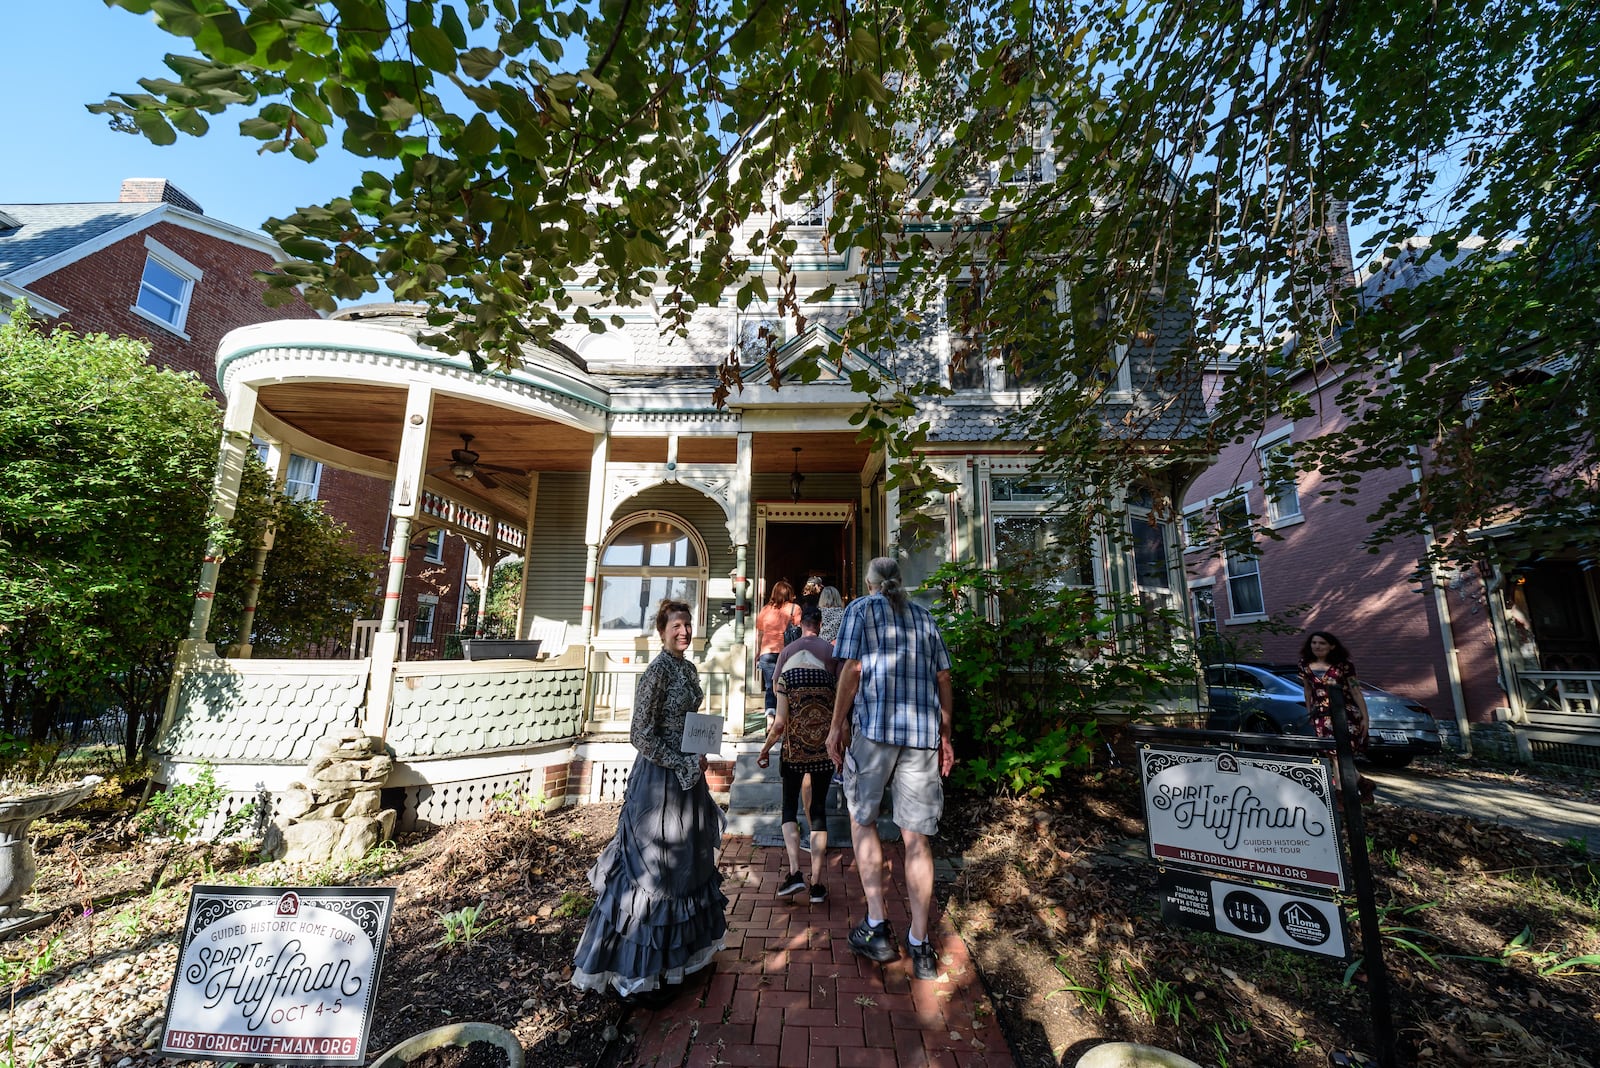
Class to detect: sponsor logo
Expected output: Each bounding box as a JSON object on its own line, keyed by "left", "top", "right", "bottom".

{"left": 1221, "top": 890, "right": 1271, "bottom": 934}
{"left": 1278, "top": 902, "right": 1332, "bottom": 947}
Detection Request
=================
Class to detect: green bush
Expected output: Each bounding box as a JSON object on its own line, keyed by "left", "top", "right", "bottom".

{"left": 139, "top": 762, "right": 230, "bottom": 843}
{"left": 928, "top": 560, "right": 1199, "bottom": 796}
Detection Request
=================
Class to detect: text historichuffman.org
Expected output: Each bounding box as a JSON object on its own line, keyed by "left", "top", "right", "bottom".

{"left": 164, "top": 1031, "right": 358, "bottom": 1056}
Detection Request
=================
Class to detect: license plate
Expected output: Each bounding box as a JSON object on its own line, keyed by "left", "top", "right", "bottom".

{"left": 1377, "top": 730, "right": 1409, "bottom": 744}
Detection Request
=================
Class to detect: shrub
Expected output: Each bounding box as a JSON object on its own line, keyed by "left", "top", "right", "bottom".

{"left": 139, "top": 762, "right": 229, "bottom": 843}
{"left": 928, "top": 560, "right": 1199, "bottom": 796}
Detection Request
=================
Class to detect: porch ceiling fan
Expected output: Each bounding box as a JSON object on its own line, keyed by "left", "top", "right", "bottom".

{"left": 429, "top": 433, "right": 526, "bottom": 490}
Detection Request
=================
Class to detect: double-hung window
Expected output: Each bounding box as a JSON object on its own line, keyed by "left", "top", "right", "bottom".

{"left": 595, "top": 513, "right": 708, "bottom": 639}
{"left": 423, "top": 529, "right": 446, "bottom": 563}
{"left": 283, "top": 454, "right": 322, "bottom": 501}
{"left": 1258, "top": 432, "right": 1302, "bottom": 525}
{"left": 947, "top": 279, "right": 1061, "bottom": 393}
{"left": 1218, "top": 496, "right": 1265, "bottom": 619}
{"left": 412, "top": 595, "right": 438, "bottom": 643}
{"left": 132, "top": 237, "right": 201, "bottom": 335}
{"left": 988, "top": 476, "right": 1098, "bottom": 611}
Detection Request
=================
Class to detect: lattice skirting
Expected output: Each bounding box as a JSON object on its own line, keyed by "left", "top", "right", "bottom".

{"left": 196, "top": 789, "right": 280, "bottom": 841}
{"left": 401, "top": 771, "right": 549, "bottom": 830}
{"left": 586, "top": 761, "right": 632, "bottom": 803}
{"left": 1528, "top": 738, "right": 1600, "bottom": 771}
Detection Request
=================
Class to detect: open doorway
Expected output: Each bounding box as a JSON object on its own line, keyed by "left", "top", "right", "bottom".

{"left": 755, "top": 503, "right": 857, "bottom": 607}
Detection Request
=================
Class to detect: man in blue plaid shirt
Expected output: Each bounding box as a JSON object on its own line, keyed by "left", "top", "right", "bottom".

{"left": 827, "top": 556, "right": 954, "bottom": 981}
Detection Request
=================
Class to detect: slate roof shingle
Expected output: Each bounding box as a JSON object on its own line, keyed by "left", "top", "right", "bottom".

{"left": 0, "top": 202, "right": 159, "bottom": 278}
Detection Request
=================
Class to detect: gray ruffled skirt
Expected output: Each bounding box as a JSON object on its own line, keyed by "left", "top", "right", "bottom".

{"left": 570, "top": 755, "right": 728, "bottom": 996}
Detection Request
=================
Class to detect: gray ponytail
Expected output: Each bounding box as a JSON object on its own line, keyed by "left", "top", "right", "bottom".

{"left": 865, "top": 556, "right": 908, "bottom": 611}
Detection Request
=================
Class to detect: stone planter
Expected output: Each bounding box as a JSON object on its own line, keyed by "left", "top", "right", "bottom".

{"left": 460, "top": 639, "right": 541, "bottom": 661}
{"left": 0, "top": 776, "right": 102, "bottom": 935}
{"left": 1075, "top": 1043, "right": 1203, "bottom": 1068}
{"left": 369, "top": 1022, "right": 524, "bottom": 1068}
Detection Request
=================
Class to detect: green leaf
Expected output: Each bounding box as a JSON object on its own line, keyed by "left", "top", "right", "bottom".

{"left": 578, "top": 70, "right": 617, "bottom": 101}
{"left": 132, "top": 109, "right": 178, "bottom": 145}
{"left": 438, "top": 4, "right": 468, "bottom": 48}
{"left": 459, "top": 47, "right": 503, "bottom": 80}
{"left": 410, "top": 25, "right": 458, "bottom": 73}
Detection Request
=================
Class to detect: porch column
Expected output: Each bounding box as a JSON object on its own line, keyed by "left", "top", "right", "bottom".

{"left": 159, "top": 382, "right": 260, "bottom": 751}
{"left": 185, "top": 382, "right": 258, "bottom": 644}
{"left": 578, "top": 432, "right": 610, "bottom": 641}
{"left": 233, "top": 441, "right": 291, "bottom": 659}
{"left": 472, "top": 536, "right": 503, "bottom": 637}
{"left": 366, "top": 383, "right": 435, "bottom": 736}
{"left": 734, "top": 432, "right": 753, "bottom": 644}
{"left": 515, "top": 474, "right": 540, "bottom": 638}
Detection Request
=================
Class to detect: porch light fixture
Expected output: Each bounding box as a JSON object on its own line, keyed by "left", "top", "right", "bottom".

{"left": 790, "top": 447, "right": 805, "bottom": 502}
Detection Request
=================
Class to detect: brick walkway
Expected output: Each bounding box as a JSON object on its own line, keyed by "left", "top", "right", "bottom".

{"left": 622, "top": 835, "right": 1013, "bottom": 1068}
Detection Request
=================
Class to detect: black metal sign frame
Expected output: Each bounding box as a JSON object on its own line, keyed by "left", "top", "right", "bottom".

{"left": 1129, "top": 722, "right": 1398, "bottom": 1068}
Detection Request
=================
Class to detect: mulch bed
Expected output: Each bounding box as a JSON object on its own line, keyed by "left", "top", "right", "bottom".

{"left": 9, "top": 758, "right": 1600, "bottom": 1068}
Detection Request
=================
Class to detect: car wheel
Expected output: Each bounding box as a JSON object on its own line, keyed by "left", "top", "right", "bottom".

{"left": 1243, "top": 715, "right": 1279, "bottom": 735}
{"left": 1366, "top": 753, "right": 1413, "bottom": 769}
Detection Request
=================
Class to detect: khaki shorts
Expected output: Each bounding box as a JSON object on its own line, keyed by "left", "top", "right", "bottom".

{"left": 844, "top": 734, "right": 943, "bottom": 837}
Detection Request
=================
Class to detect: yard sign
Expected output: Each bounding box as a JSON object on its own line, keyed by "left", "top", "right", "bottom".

{"left": 1139, "top": 745, "right": 1345, "bottom": 891}
{"left": 160, "top": 885, "right": 396, "bottom": 1064}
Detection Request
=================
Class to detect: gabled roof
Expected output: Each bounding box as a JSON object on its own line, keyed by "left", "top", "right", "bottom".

{"left": 0, "top": 200, "right": 284, "bottom": 288}
{"left": 0, "top": 202, "right": 156, "bottom": 277}
{"left": 737, "top": 323, "right": 888, "bottom": 384}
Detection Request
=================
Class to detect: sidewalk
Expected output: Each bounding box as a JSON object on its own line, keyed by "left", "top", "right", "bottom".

{"left": 1366, "top": 766, "right": 1600, "bottom": 851}
{"left": 622, "top": 836, "right": 1013, "bottom": 1068}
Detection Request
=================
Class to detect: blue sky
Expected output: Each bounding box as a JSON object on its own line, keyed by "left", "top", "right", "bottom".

{"left": 4, "top": 4, "right": 369, "bottom": 235}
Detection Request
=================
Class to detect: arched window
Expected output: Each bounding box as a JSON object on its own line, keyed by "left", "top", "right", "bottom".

{"left": 595, "top": 512, "right": 708, "bottom": 638}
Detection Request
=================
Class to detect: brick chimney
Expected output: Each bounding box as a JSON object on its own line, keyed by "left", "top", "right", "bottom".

{"left": 118, "top": 178, "right": 203, "bottom": 215}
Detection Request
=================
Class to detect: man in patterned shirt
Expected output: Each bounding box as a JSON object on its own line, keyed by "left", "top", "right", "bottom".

{"left": 826, "top": 556, "right": 954, "bottom": 981}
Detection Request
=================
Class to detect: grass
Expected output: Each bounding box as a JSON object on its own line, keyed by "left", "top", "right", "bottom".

{"left": 1054, "top": 955, "right": 1196, "bottom": 1027}
{"left": 436, "top": 900, "right": 504, "bottom": 948}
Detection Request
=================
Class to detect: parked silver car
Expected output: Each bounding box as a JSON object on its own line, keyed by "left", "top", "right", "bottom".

{"left": 1204, "top": 662, "right": 1443, "bottom": 767}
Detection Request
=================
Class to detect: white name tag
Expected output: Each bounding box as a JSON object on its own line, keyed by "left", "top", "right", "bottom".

{"left": 680, "top": 712, "right": 725, "bottom": 755}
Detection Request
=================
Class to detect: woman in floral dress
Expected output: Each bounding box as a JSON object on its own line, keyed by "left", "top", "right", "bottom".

{"left": 572, "top": 600, "right": 727, "bottom": 1000}
{"left": 1298, "top": 630, "right": 1375, "bottom": 803}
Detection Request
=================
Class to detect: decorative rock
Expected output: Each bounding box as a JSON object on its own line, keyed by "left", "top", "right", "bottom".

{"left": 333, "top": 817, "right": 382, "bottom": 864}
{"left": 1075, "top": 1043, "right": 1204, "bottom": 1068}
{"left": 278, "top": 786, "right": 314, "bottom": 821}
{"left": 264, "top": 730, "right": 396, "bottom": 865}
{"left": 281, "top": 820, "right": 344, "bottom": 865}
{"left": 347, "top": 789, "right": 382, "bottom": 817}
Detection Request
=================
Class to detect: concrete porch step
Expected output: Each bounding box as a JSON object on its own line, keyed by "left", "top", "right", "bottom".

{"left": 723, "top": 744, "right": 899, "bottom": 844}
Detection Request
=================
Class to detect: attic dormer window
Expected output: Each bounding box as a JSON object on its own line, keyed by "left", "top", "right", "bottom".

{"left": 737, "top": 313, "right": 788, "bottom": 362}
{"left": 131, "top": 237, "right": 201, "bottom": 335}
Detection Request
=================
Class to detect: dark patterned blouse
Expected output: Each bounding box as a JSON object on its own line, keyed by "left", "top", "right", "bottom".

{"left": 776, "top": 664, "right": 838, "bottom": 775}
{"left": 631, "top": 651, "right": 705, "bottom": 790}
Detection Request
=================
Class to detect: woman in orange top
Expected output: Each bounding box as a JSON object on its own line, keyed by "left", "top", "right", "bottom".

{"left": 755, "top": 580, "right": 800, "bottom": 717}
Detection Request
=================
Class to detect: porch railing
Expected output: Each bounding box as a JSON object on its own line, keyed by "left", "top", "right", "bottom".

{"left": 1516, "top": 670, "right": 1600, "bottom": 723}
{"left": 587, "top": 666, "right": 732, "bottom": 728}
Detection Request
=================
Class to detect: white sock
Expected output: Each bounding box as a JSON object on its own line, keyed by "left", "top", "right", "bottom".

{"left": 867, "top": 915, "right": 886, "bottom": 927}
{"left": 908, "top": 934, "right": 925, "bottom": 947}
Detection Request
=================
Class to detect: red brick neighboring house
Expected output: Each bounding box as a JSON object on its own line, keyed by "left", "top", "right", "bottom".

{"left": 1182, "top": 356, "right": 1504, "bottom": 746}
{"left": 0, "top": 179, "right": 467, "bottom": 656}
{"left": 1181, "top": 221, "right": 1580, "bottom": 759}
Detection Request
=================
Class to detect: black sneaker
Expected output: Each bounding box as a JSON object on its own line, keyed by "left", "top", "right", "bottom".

{"left": 777, "top": 871, "right": 806, "bottom": 898}
{"left": 909, "top": 939, "right": 939, "bottom": 981}
{"left": 847, "top": 918, "right": 899, "bottom": 963}
{"left": 809, "top": 883, "right": 828, "bottom": 905}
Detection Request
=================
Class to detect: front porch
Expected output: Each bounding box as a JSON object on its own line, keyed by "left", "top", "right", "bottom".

{"left": 1486, "top": 553, "right": 1600, "bottom": 767}
{"left": 158, "top": 311, "right": 885, "bottom": 829}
